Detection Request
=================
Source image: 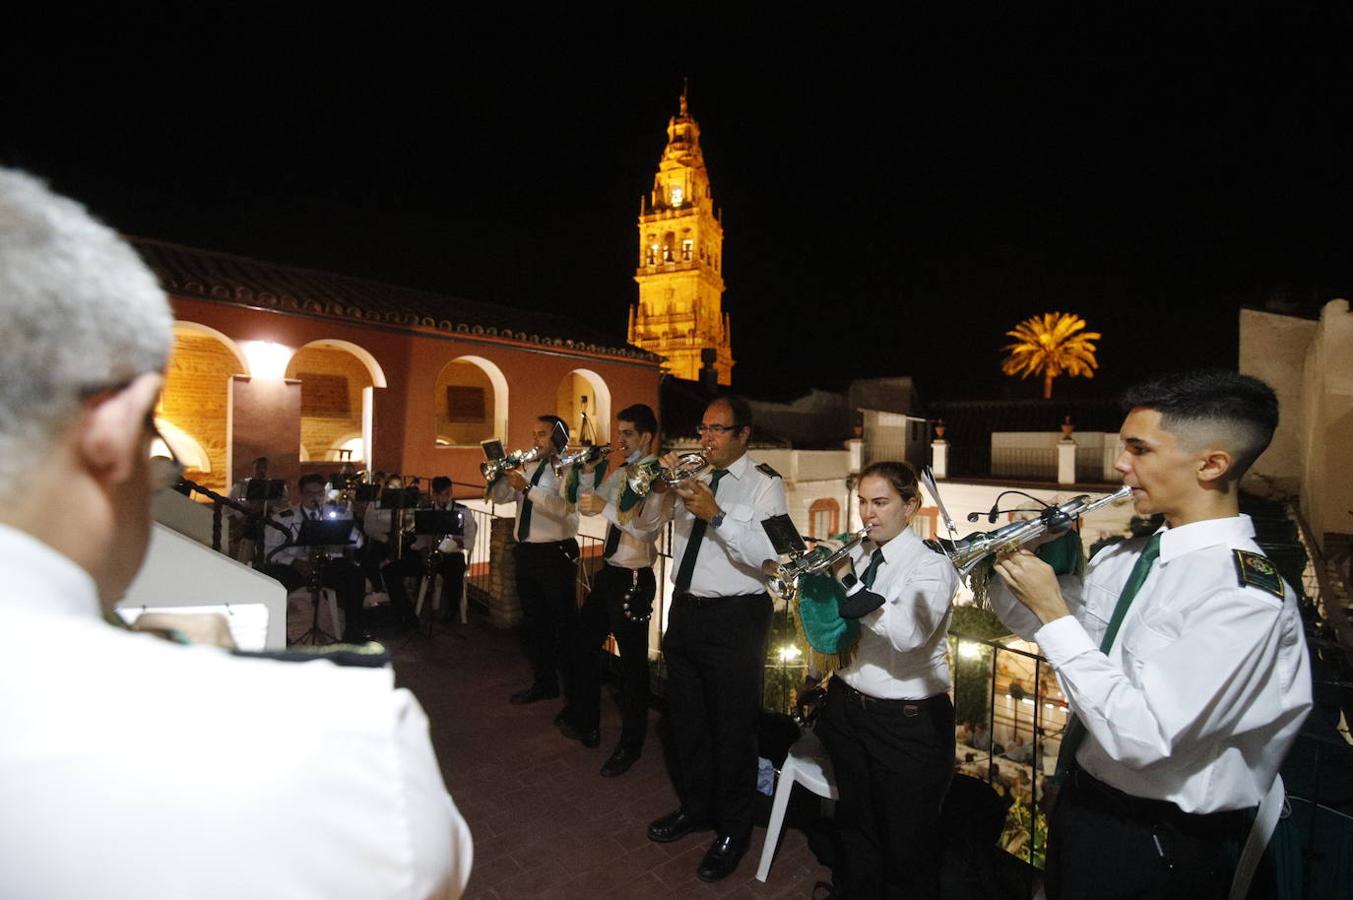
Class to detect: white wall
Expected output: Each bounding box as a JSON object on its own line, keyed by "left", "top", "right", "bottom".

{"left": 1239, "top": 307, "right": 1317, "bottom": 493}
{"left": 1300, "top": 300, "right": 1353, "bottom": 542}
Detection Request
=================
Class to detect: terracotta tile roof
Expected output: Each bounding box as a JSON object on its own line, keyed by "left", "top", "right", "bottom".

{"left": 132, "top": 237, "right": 661, "bottom": 363}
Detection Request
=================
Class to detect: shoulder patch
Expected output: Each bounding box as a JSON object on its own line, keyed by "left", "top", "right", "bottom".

{"left": 276, "top": 509, "right": 294, "bottom": 518}
{"left": 756, "top": 462, "right": 782, "bottom": 479}
{"left": 1233, "top": 550, "right": 1285, "bottom": 600}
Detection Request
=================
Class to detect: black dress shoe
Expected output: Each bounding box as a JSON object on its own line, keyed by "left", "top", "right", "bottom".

{"left": 647, "top": 808, "right": 711, "bottom": 844}
{"left": 558, "top": 721, "right": 600, "bottom": 748}
{"left": 697, "top": 833, "right": 748, "bottom": 882}
{"left": 599, "top": 744, "right": 640, "bottom": 777}
{"left": 509, "top": 685, "right": 559, "bottom": 705}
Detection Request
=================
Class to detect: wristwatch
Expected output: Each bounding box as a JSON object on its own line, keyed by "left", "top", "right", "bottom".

{"left": 709, "top": 509, "right": 725, "bottom": 529}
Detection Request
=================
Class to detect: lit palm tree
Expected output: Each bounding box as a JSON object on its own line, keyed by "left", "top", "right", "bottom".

{"left": 1001, "top": 312, "right": 1101, "bottom": 399}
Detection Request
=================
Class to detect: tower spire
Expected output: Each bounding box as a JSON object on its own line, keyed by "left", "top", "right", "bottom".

{"left": 680, "top": 77, "right": 689, "bottom": 117}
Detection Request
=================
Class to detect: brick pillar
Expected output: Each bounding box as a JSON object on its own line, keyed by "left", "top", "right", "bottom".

{"left": 486, "top": 517, "right": 523, "bottom": 629}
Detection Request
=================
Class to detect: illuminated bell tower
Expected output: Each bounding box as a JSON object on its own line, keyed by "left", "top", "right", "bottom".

{"left": 628, "top": 89, "right": 734, "bottom": 385}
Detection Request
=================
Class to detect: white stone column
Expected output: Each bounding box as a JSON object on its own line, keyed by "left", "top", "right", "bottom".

{"left": 1057, "top": 437, "right": 1077, "bottom": 485}
{"left": 931, "top": 439, "right": 948, "bottom": 479}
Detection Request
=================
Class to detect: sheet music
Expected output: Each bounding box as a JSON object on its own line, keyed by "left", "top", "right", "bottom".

{"left": 116, "top": 603, "right": 270, "bottom": 652}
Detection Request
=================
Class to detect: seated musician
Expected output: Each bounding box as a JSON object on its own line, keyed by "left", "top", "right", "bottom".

{"left": 382, "top": 476, "right": 478, "bottom": 629}
{"left": 360, "top": 473, "right": 412, "bottom": 606}
{"left": 261, "top": 473, "right": 369, "bottom": 644}
{"left": 812, "top": 460, "right": 960, "bottom": 898}
{"left": 0, "top": 168, "right": 470, "bottom": 897}
{"left": 225, "top": 455, "right": 271, "bottom": 563}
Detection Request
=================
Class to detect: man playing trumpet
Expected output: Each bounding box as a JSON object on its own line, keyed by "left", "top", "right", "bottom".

{"left": 562, "top": 403, "right": 663, "bottom": 774}
{"left": 488, "top": 415, "right": 579, "bottom": 706}
{"left": 643, "top": 396, "right": 787, "bottom": 883}
{"left": 989, "top": 371, "right": 1312, "bottom": 899}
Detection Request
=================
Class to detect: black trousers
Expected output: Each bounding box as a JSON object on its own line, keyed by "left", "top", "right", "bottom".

{"left": 568, "top": 563, "right": 654, "bottom": 746}
{"left": 1046, "top": 769, "right": 1250, "bottom": 900}
{"left": 514, "top": 539, "right": 580, "bottom": 692}
{"left": 815, "top": 678, "right": 955, "bottom": 899}
{"left": 662, "top": 591, "right": 773, "bottom": 837}
{"left": 384, "top": 550, "right": 466, "bottom": 623}
{"left": 260, "top": 558, "right": 366, "bottom": 638}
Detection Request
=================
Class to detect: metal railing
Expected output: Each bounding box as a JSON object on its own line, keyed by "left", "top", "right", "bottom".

{"left": 950, "top": 632, "right": 1070, "bottom": 869}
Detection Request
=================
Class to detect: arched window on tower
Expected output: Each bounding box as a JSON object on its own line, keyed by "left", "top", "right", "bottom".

{"left": 681, "top": 239, "right": 693, "bottom": 261}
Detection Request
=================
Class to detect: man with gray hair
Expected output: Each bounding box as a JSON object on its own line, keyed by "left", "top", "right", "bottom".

{"left": 0, "top": 169, "right": 472, "bottom": 898}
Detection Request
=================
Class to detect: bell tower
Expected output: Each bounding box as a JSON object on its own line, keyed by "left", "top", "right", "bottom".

{"left": 627, "top": 87, "right": 734, "bottom": 385}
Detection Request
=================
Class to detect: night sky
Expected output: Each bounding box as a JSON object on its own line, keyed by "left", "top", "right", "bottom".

{"left": 7, "top": 10, "right": 1351, "bottom": 405}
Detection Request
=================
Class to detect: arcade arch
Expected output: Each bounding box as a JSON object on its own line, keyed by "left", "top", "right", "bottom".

{"left": 159, "top": 322, "right": 248, "bottom": 495}
{"left": 554, "top": 369, "right": 611, "bottom": 445}
{"left": 286, "top": 340, "right": 384, "bottom": 465}
{"left": 433, "top": 356, "right": 508, "bottom": 447}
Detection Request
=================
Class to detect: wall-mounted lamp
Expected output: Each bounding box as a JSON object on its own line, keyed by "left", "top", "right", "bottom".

{"left": 241, "top": 341, "right": 293, "bottom": 381}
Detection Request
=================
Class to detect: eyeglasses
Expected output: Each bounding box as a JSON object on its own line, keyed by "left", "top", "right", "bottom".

{"left": 696, "top": 423, "right": 742, "bottom": 436}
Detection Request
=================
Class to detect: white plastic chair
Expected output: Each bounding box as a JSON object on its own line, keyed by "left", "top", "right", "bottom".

{"left": 756, "top": 729, "right": 839, "bottom": 882}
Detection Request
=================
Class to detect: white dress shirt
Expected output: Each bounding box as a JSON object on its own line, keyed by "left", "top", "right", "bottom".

{"left": 265, "top": 503, "right": 363, "bottom": 566}
{"left": 989, "top": 514, "right": 1313, "bottom": 813}
{"left": 0, "top": 523, "right": 472, "bottom": 899}
{"left": 488, "top": 458, "right": 578, "bottom": 543}
{"left": 648, "top": 452, "right": 788, "bottom": 597}
{"left": 836, "top": 528, "right": 960, "bottom": 699}
{"left": 578, "top": 451, "right": 662, "bottom": 570}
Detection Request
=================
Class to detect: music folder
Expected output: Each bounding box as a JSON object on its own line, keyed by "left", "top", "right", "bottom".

{"left": 296, "top": 519, "right": 355, "bottom": 547}
{"left": 379, "top": 487, "right": 421, "bottom": 509}
{"left": 481, "top": 439, "right": 505, "bottom": 461}
{"left": 414, "top": 508, "right": 465, "bottom": 537}
{"left": 761, "top": 514, "right": 808, "bottom": 558}
{"left": 244, "top": 478, "right": 287, "bottom": 501}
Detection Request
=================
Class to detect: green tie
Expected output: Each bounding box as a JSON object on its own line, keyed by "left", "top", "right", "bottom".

{"left": 1052, "top": 532, "right": 1162, "bottom": 782}
{"left": 860, "top": 548, "right": 885, "bottom": 589}
{"left": 673, "top": 469, "right": 728, "bottom": 595}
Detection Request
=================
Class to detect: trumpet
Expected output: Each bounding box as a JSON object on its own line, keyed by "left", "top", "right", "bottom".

{"left": 553, "top": 444, "right": 612, "bottom": 476}
{"left": 763, "top": 526, "right": 873, "bottom": 601}
{"left": 626, "top": 451, "right": 712, "bottom": 497}
{"left": 480, "top": 445, "right": 549, "bottom": 483}
{"left": 937, "top": 485, "right": 1133, "bottom": 578}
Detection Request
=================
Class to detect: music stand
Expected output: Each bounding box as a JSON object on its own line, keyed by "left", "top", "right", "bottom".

{"left": 291, "top": 518, "right": 356, "bottom": 646}
{"left": 244, "top": 479, "right": 287, "bottom": 567}
{"left": 404, "top": 508, "right": 467, "bottom": 642}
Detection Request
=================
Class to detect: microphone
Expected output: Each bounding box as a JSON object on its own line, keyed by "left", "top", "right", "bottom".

{"left": 967, "top": 503, "right": 1000, "bottom": 524}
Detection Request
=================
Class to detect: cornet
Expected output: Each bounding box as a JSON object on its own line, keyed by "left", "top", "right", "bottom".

{"left": 937, "top": 485, "right": 1133, "bottom": 578}
{"left": 480, "top": 445, "right": 548, "bottom": 483}
{"left": 626, "top": 451, "right": 712, "bottom": 497}
{"left": 763, "top": 526, "right": 873, "bottom": 601}
{"left": 552, "top": 444, "right": 612, "bottom": 476}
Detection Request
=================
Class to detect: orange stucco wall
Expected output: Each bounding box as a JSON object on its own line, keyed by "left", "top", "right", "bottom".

{"left": 168, "top": 296, "right": 662, "bottom": 491}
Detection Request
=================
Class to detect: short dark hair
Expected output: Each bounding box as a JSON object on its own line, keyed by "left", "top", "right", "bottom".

{"left": 859, "top": 460, "right": 922, "bottom": 506}
{"left": 298, "top": 473, "right": 327, "bottom": 491}
{"left": 537, "top": 414, "right": 568, "bottom": 442}
{"left": 1120, "top": 370, "right": 1279, "bottom": 479}
{"left": 431, "top": 476, "right": 452, "bottom": 494}
{"left": 710, "top": 394, "right": 753, "bottom": 436}
{"left": 617, "top": 403, "right": 658, "bottom": 437}
{"left": 253, "top": 456, "right": 269, "bottom": 466}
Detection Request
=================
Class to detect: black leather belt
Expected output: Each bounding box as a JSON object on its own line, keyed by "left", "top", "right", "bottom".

{"left": 672, "top": 591, "right": 767, "bottom": 608}
{"left": 831, "top": 677, "right": 944, "bottom": 717}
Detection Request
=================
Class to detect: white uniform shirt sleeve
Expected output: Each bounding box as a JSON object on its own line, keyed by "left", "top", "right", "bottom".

{"left": 709, "top": 470, "right": 787, "bottom": 572}
{"left": 862, "top": 551, "right": 959, "bottom": 654}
